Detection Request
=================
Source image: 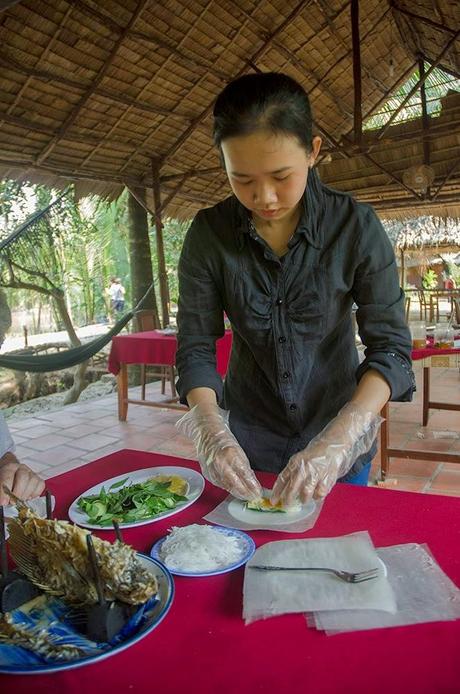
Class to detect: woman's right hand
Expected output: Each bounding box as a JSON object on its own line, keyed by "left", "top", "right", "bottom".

{"left": 176, "top": 404, "right": 262, "bottom": 501}
{"left": 205, "top": 444, "right": 262, "bottom": 500}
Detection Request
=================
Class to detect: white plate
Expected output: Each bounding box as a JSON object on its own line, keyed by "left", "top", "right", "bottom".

{"left": 227, "top": 496, "right": 316, "bottom": 527}
{"left": 0, "top": 554, "right": 174, "bottom": 675}
{"left": 68, "top": 467, "right": 204, "bottom": 530}
{"left": 150, "top": 526, "right": 256, "bottom": 577}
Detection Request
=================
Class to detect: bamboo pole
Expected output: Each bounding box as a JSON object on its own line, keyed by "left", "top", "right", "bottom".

{"left": 390, "top": 2, "right": 457, "bottom": 35}
{"left": 400, "top": 247, "right": 405, "bottom": 288}
{"left": 419, "top": 58, "right": 431, "bottom": 198}
{"left": 151, "top": 160, "right": 170, "bottom": 327}
{"left": 350, "top": 0, "right": 362, "bottom": 146}
{"left": 376, "top": 30, "right": 460, "bottom": 140}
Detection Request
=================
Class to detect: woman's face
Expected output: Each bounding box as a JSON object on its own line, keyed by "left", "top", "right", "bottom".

{"left": 221, "top": 131, "right": 321, "bottom": 223}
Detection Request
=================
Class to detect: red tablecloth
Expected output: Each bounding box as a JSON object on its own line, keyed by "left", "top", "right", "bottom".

{"left": 5, "top": 450, "right": 459, "bottom": 693}
{"left": 108, "top": 330, "right": 233, "bottom": 377}
{"left": 411, "top": 346, "right": 460, "bottom": 361}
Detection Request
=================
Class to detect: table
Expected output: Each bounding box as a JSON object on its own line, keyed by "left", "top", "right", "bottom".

{"left": 108, "top": 330, "right": 233, "bottom": 420}
{"left": 426, "top": 289, "right": 460, "bottom": 323}
{"left": 380, "top": 346, "right": 460, "bottom": 479}
{"left": 4, "top": 449, "right": 459, "bottom": 694}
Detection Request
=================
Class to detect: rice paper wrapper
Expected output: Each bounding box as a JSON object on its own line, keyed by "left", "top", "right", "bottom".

{"left": 203, "top": 490, "right": 323, "bottom": 533}
{"left": 243, "top": 531, "right": 396, "bottom": 624}
{"left": 310, "top": 543, "right": 460, "bottom": 634}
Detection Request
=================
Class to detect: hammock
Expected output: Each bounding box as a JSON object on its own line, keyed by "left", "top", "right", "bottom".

{"left": 0, "top": 189, "right": 158, "bottom": 372}
{"left": 0, "top": 310, "right": 134, "bottom": 372}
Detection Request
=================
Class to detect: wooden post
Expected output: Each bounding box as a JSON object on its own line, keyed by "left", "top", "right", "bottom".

{"left": 418, "top": 58, "right": 431, "bottom": 198}
{"left": 350, "top": 0, "right": 362, "bottom": 146}
{"left": 151, "top": 159, "right": 170, "bottom": 328}
{"left": 380, "top": 403, "right": 390, "bottom": 481}
{"left": 400, "top": 247, "right": 405, "bottom": 288}
{"left": 422, "top": 366, "right": 430, "bottom": 426}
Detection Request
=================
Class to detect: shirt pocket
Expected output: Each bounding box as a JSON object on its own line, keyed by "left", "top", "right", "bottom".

{"left": 222, "top": 260, "right": 272, "bottom": 338}
{"left": 286, "top": 264, "right": 327, "bottom": 343}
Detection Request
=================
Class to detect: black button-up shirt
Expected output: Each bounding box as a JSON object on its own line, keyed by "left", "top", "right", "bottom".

{"left": 176, "top": 169, "right": 415, "bottom": 474}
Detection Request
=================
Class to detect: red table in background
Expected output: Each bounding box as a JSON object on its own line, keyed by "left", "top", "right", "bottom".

{"left": 5, "top": 449, "right": 459, "bottom": 694}
{"left": 108, "top": 330, "right": 233, "bottom": 420}
{"left": 380, "top": 346, "right": 460, "bottom": 479}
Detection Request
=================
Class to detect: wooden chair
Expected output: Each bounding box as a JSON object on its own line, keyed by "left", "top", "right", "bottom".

{"left": 135, "top": 310, "right": 176, "bottom": 400}
{"left": 453, "top": 297, "right": 460, "bottom": 327}
{"left": 416, "top": 289, "right": 430, "bottom": 321}
{"left": 404, "top": 296, "right": 411, "bottom": 323}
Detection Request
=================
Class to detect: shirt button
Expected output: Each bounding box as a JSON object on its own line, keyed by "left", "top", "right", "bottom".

{"left": 282, "top": 371, "right": 290, "bottom": 379}
{"left": 289, "top": 404, "right": 297, "bottom": 411}
{"left": 276, "top": 298, "right": 283, "bottom": 306}
{"left": 278, "top": 336, "right": 286, "bottom": 343}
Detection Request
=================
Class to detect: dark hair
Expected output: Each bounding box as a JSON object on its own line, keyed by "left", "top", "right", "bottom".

{"left": 213, "top": 72, "right": 313, "bottom": 153}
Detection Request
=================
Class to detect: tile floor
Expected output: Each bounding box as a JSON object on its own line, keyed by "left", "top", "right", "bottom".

{"left": 6, "top": 359, "right": 460, "bottom": 496}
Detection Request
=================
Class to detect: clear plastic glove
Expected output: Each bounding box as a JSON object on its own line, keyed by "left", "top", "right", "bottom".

{"left": 176, "top": 404, "right": 262, "bottom": 501}
{"left": 271, "top": 402, "right": 383, "bottom": 506}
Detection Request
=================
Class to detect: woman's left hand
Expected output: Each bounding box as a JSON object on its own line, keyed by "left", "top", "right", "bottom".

{"left": 270, "top": 440, "right": 345, "bottom": 506}
{"left": 0, "top": 452, "right": 46, "bottom": 505}
{"left": 270, "top": 402, "right": 383, "bottom": 506}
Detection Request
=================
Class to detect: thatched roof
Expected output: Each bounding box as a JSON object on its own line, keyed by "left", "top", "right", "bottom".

{"left": 0, "top": 0, "right": 459, "bottom": 219}
{"left": 384, "top": 215, "right": 460, "bottom": 250}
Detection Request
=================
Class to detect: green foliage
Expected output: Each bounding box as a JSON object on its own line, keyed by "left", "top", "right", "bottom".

{"left": 0, "top": 184, "right": 133, "bottom": 331}
{"left": 448, "top": 262, "right": 460, "bottom": 286}
{"left": 0, "top": 182, "right": 190, "bottom": 333}
{"left": 364, "top": 64, "right": 460, "bottom": 131}
{"left": 422, "top": 268, "right": 438, "bottom": 290}
{"left": 151, "top": 217, "right": 189, "bottom": 305}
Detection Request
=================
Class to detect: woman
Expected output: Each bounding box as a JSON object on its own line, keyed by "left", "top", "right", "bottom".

{"left": 175, "top": 73, "right": 414, "bottom": 506}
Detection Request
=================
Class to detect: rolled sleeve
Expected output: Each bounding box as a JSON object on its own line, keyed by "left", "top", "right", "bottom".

{"left": 176, "top": 213, "right": 225, "bottom": 406}
{"left": 352, "top": 206, "right": 415, "bottom": 401}
{"left": 0, "top": 412, "right": 15, "bottom": 458}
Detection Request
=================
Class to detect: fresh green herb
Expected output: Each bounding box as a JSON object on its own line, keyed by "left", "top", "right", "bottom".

{"left": 77, "top": 478, "right": 188, "bottom": 526}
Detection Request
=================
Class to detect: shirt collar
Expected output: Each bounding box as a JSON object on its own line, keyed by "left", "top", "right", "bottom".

{"left": 235, "top": 167, "right": 324, "bottom": 250}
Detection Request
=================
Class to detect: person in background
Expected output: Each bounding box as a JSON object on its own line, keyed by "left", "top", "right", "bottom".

{"left": 175, "top": 72, "right": 414, "bottom": 506}
{"left": 107, "top": 277, "right": 126, "bottom": 320}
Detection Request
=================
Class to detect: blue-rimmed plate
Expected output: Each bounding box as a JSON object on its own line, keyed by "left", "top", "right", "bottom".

{"left": 150, "top": 526, "right": 256, "bottom": 577}
{"left": 0, "top": 554, "right": 174, "bottom": 675}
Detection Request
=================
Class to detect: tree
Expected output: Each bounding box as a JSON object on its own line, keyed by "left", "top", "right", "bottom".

{"left": 0, "top": 188, "right": 92, "bottom": 403}
{"left": 127, "top": 189, "right": 160, "bottom": 329}
{"left": 0, "top": 287, "right": 11, "bottom": 346}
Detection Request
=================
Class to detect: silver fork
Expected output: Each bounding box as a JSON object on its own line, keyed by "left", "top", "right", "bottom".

{"left": 248, "top": 565, "right": 380, "bottom": 583}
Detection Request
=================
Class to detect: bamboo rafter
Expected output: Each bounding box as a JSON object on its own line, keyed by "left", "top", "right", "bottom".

{"left": 159, "top": 0, "right": 316, "bottom": 166}
{"left": 71, "top": 0, "right": 229, "bottom": 82}
{"left": 115, "top": 0, "right": 222, "bottom": 176}
{"left": 116, "top": 0, "right": 292, "bottom": 179}
{"left": 125, "top": 0, "right": 317, "bottom": 207}
{"left": 35, "top": 0, "right": 150, "bottom": 166}
{"left": 431, "top": 160, "right": 460, "bottom": 201}
{"left": 390, "top": 2, "right": 457, "bottom": 35}
{"left": 0, "top": 50, "right": 191, "bottom": 120}
{"left": 0, "top": 4, "right": 75, "bottom": 131}
{"left": 376, "top": 30, "right": 460, "bottom": 140}
{"left": 312, "top": 0, "right": 389, "bottom": 93}
{"left": 0, "top": 0, "right": 457, "bottom": 219}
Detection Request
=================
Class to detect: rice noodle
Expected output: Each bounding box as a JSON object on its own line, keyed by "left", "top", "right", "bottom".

{"left": 159, "top": 524, "right": 243, "bottom": 571}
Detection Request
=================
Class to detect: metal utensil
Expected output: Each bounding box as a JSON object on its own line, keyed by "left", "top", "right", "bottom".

{"left": 249, "top": 565, "right": 380, "bottom": 583}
